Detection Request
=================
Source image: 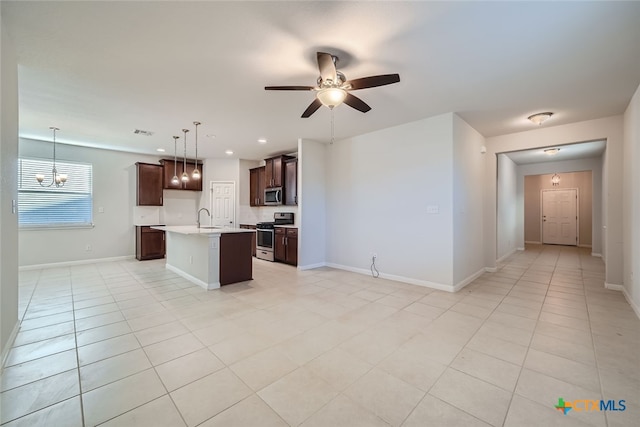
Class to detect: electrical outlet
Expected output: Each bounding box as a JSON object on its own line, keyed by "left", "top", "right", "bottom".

{"left": 189, "top": 255, "right": 193, "bottom": 264}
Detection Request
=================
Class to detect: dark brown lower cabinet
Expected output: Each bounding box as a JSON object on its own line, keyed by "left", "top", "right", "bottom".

{"left": 274, "top": 227, "right": 298, "bottom": 266}
{"left": 239, "top": 224, "right": 257, "bottom": 256}
{"left": 136, "top": 226, "right": 165, "bottom": 260}
{"left": 219, "top": 233, "right": 253, "bottom": 285}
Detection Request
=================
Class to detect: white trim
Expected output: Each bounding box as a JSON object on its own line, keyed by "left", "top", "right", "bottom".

{"left": 1, "top": 322, "right": 20, "bottom": 373}
{"left": 605, "top": 283, "right": 640, "bottom": 320}
{"left": 19, "top": 255, "right": 134, "bottom": 271}
{"left": 591, "top": 252, "right": 602, "bottom": 258}
{"left": 326, "top": 262, "right": 457, "bottom": 292}
{"left": 485, "top": 267, "right": 498, "bottom": 273}
{"left": 605, "top": 282, "right": 624, "bottom": 292}
{"left": 453, "top": 267, "right": 486, "bottom": 292}
{"left": 165, "top": 263, "right": 220, "bottom": 290}
{"left": 297, "top": 262, "right": 327, "bottom": 271}
{"left": 517, "top": 247, "right": 525, "bottom": 251}
{"left": 496, "top": 248, "right": 517, "bottom": 264}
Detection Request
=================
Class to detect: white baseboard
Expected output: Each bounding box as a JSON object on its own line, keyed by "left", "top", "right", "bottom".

{"left": 605, "top": 282, "right": 624, "bottom": 292}
{"left": 606, "top": 283, "right": 640, "bottom": 320}
{"left": 517, "top": 247, "right": 525, "bottom": 251}
{"left": 19, "top": 255, "right": 135, "bottom": 271}
{"left": 326, "top": 262, "right": 457, "bottom": 292}
{"left": 484, "top": 267, "right": 498, "bottom": 273}
{"left": 165, "top": 264, "right": 219, "bottom": 290}
{"left": 496, "top": 248, "right": 517, "bottom": 264}
{"left": 1, "top": 322, "right": 20, "bottom": 373}
{"left": 453, "top": 267, "right": 486, "bottom": 292}
{"left": 591, "top": 253, "right": 602, "bottom": 258}
{"left": 297, "top": 262, "right": 327, "bottom": 271}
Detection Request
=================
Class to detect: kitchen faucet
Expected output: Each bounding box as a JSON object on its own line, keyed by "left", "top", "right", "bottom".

{"left": 196, "top": 208, "right": 210, "bottom": 228}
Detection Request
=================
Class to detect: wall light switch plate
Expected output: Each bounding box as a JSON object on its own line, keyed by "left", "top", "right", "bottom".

{"left": 98, "top": 207, "right": 105, "bottom": 213}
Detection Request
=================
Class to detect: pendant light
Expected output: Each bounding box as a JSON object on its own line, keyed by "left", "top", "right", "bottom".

{"left": 171, "top": 135, "right": 180, "bottom": 186}
{"left": 36, "top": 126, "right": 68, "bottom": 187}
{"left": 192, "top": 121, "right": 201, "bottom": 180}
{"left": 181, "top": 129, "right": 190, "bottom": 183}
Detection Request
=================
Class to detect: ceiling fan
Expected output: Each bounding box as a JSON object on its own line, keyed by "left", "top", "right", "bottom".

{"left": 265, "top": 52, "right": 400, "bottom": 118}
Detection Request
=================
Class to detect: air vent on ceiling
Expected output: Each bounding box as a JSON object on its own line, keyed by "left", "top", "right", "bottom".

{"left": 133, "top": 129, "right": 154, "bottom": 136}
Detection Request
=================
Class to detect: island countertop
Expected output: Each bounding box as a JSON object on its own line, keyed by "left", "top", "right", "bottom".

{"left": 152, "top": 225, "right": 256, "bottom": 235}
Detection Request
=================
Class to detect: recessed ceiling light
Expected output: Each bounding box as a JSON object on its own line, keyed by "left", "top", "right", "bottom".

{"left": 156, "top": 148, "right": 166, "bottom": 153}
{"left": 225, "top": 150, "right": 234, "bottom": 155}
{"left": 258, "top": 138, "right": 267, "bottom": 144}
{"left": 528, "top": 112, "right": 553, "bottom": 125}
{"left": 544, "top": 148, "right": 560, "bottom": 155}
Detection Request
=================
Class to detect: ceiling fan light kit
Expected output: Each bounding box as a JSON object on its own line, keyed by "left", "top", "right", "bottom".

{"left": 265, "top": 51, "right": 400, "bottom": 118}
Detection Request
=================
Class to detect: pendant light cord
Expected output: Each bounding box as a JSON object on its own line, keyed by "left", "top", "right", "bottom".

{"left": 193, "top": 122, "right": 200, "bottom": 168}
{"left": 173, "top": 136, "right": 178, "bottom": 176}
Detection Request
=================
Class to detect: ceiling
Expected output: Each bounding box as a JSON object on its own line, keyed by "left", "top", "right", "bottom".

{"left": 3, "top": 1, "right": 640, "bottom": 161}
{"left": 503, "top": 140, "right": 606, "bottom": 165}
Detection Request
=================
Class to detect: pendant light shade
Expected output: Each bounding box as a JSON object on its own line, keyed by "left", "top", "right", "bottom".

{"left": 171, "top": 135, "right": 180, "bottom": 186}
{"left": 181, "top": 129, "right": 190, "bottom": 183}
{"left": 192, "top": 121, "right": 201, "bottom": 180}
{"left": 36, "top": 126, "right": 68, "bottom": 187}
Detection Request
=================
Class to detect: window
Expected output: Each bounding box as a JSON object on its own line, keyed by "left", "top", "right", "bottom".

{"left": 18, "top": 158, "right": 93, "bottom": 228}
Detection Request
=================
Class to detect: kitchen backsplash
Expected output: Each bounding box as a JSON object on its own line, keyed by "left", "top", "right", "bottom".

{"left": 238, "top": 205, "right": 299, "bottom": 226}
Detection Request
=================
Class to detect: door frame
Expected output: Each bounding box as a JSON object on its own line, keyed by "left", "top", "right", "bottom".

{"left": 210, "top": 181, "right": 236, "bottom": 228}
{"left": 540, "top": 187, "right": 579, "bottom": 246}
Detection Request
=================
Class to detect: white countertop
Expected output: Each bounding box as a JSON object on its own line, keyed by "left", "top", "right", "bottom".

{"left": 152, "top": 225, "right": 256, "bottom": 235}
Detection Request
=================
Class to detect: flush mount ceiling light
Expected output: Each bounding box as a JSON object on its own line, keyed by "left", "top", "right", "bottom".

{"left": 35, "top": 126, "right": 68, "bottom": 187}
{"left": 528, "top": 112, "right": 554, "bottom": 125}
{"left": 551, "top": 173, "right": 561, "bottom": 186}
{"left": 156, "top": 148, "right": 165, "bottom": 153}
{"left": 225, "top": 150, "right": 234, "bottom": 155}
{"left": 544, "top": 148, "right": 560, "bottom": 155}
{"left": 258, "top": 138, "right": 267, "bottom": 144}
{"left": 192, "top": 121, "right": 201, "bottom": 180}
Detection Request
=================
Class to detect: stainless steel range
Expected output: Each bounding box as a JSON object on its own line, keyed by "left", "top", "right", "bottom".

{"left": 256, "top": 212, "right": 294, "bottom": 261}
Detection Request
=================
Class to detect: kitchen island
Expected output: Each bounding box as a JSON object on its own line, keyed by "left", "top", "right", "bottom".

{"left": 152, "top": 226, "right": 255, "bottom": 289}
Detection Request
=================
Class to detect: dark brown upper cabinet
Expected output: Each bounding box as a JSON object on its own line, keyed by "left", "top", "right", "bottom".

{"left": 136, "top": 162, "right": 163, "bottom": 206}
{"left": 160, "top": 159, "right": 203, "bottom": 191}
{"left": 265, "top": 155, "right": 293, "bottom": 188}
{"left": 249, "top": 166, "right": 266, "bottom": 206}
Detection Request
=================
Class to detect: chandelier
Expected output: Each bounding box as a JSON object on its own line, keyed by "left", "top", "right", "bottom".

{"left": 35, "top": 127, "right": 68, "bottom": 187}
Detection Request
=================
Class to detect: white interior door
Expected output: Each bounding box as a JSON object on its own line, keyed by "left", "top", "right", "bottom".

{"left": 210, "top": 181, "right": 236, "bottom": 228}
{"left": 542, "top": 189, "right": 577, "bottom": 245}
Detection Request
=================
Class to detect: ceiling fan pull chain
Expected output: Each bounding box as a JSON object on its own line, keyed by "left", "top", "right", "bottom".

{"left": 331, "top": 109, "right": 335, "bottom": 145}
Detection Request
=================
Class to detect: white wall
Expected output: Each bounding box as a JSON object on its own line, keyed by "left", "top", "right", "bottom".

{"left": 452, "top": 115, "right": 486, "bottom": 284}
{"left": 0, "top": 7, "right": 20, "bottom": 364}
{"left": 497, "top": 154, "right": 518, "bottom": 260}
{"left": 325, "top": 114, "right": 455, "bottom": 287}
{"left": 516, "top": 158, "right": 602, "bottom": 253}
{"left": 623, "top": 84, "right": 640, "bottom": 315}
{"left": 298, "top": 138, "right": 326, "bottom": 269}
{"left": 18, "top": 139, "right": 201, "bottom": 266}
{"left": 485, "top": 116, "right": 624, "bottom": 286}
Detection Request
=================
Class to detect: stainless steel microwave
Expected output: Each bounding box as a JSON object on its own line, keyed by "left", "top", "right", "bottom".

{"left": 264, "top": 187, "right": 282, "bottom": 205}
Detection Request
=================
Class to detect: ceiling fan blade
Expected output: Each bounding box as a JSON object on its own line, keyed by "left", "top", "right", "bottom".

{"left": 317, "top": 52, "right": 337, "bottom": 83}
{"left": 344, "top": 93, "right": 371, "bottom": 113}
{"left": 345, "top": 74, "right": 400, "bottom": 90}
{"left": 301, "top": 98, "right": 322, "bottom": 118}
{"left": 265, "top": 86, "right": 315, "bottom": 91}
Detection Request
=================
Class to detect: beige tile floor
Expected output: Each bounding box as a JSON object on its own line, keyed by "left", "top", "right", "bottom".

{"left": 1, "top": 245, "right": 639, "bottom": 426}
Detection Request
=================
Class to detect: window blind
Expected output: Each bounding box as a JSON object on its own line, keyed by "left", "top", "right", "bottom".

{"left": 18, "top": 158, "right": 93, "bottom": 228}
